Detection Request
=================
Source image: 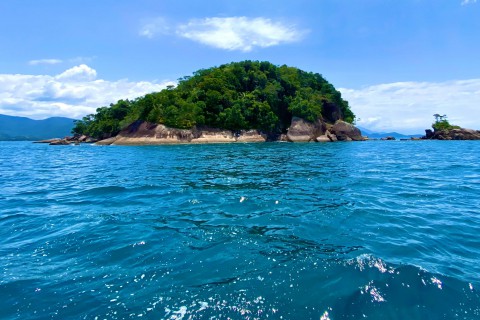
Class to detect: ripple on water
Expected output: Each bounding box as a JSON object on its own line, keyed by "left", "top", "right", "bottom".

{"left": 1, "top": 141, "right": 480, "bottom": 319}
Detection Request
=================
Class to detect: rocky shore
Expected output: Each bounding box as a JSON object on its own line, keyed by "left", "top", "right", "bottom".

{"left": 34, "top": 135, "right": 97, "bottom": 145}
{"left": 95, "top": 118, "right": 365, "bottom": 146}
{"left": 424, "top": 128, "right": 480, "bottom": 140}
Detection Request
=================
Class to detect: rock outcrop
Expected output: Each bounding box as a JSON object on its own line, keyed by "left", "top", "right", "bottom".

{"left": 49, "top": 139, "right": 72, "bottom": 145}
{"left": 330, "top": 120, "right": 364, "bottom": 141}
{"left": 316, "top": 131, "right": 339, "bottom": 142}
{"left": 97, "top": 121, "right": 267, "bottom": 145}
{"left": 285, "top": 118, "right": 365, "bottom": 143}
{"left": 423, "top": 128, "right": 480, "bottom": 140}
{"left": 96, "top": 118, "right": 364, "bottom": 145}
{"left": 286, "top": 117, "right": 326, "bottom": 142}
{"left": 381, "top": 136, "right": 396, "bottom": 141}
{"left": 35, "top": 135, "right": 97, "bottom": 145}
{"left": 316, "top": 135, "right": 331, "bottom": 142}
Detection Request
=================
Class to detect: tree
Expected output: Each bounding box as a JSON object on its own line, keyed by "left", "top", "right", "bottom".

{"left": 432, "top": 114, "right": 460, "bottom": 131}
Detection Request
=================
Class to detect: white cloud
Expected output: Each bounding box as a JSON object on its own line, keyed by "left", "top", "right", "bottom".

{"left": 5, "top": 65, "right": 478, "bottom": 134}
{"left": 461, "top": 0, "right": 477, "bottom": 5}
{"left": 339, "top": 79, "right": 480, "bottom": 134}
{"left": 139, "top": 17, "right": 171, "bottom": 38}
{"left": 55, "top": 64, "right": 97, "bottom": 82}
{"left": 177, "top": 17, "right": 304, "bottom": 52}
{"left": 140, "top": 16, "right": 306, "bottom": 51}
{"left": 0, "top": 65, "right": 175, "bottom": 119}
{"left": 28, "top": 59, "right": 63, "bottom": 66}
{"left": 28, "top": 57, "right": 96, "bottom": 67}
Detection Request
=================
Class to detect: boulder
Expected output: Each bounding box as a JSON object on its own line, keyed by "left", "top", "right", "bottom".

{"left": 327, "top": 131, "right": 338, "bottom": 142}
{"left": 286, "top": 117, "right": 326, "bottom": 142}
{"left": 330, "top": 120, "right": 364, "bottom": 141}
{"left": 236, "top": 130, "right": 267, "bottom": 142}
{"left": 316, "top": 135, "right": 331, "bottom": 142}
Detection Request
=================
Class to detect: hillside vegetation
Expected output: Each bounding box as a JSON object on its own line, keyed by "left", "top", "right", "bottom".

{"left": 432, "top": 114, "right": 460, "bottom": 131}
{"left": 72, "top": 61, "right": 355, "bottom": 139}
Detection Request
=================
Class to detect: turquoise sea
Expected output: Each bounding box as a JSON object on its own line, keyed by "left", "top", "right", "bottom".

{"left": 1, "top": 141, "right": 480, "bottom": 319}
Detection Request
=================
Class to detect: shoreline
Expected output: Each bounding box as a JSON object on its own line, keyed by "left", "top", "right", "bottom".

{"left": 95, "top": 119, "right": 366, "bottom": 146}
{"left": 36, "top": 119, "right": 376, "bottom": 146}
{"left": 95, "top": 127, "right": 270, "bottom": 146}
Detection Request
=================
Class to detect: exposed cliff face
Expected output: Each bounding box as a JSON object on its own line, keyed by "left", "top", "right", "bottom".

{"left": 321, "top": 103, "right": 343, "bottom": 123}
{"left": 424, "top": 128, "right": 480, "bottom": 140}
{"left": 97, "top": 118, "right": 364, "bottom": 145}
{"left": 96, "top": 121, "right": 267, "bottom": 145}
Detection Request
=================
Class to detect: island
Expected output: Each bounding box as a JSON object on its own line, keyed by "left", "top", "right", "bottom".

{"left": 423, "top": 114, "right": 480, "bottom": 140}
{"left": 69, "top": 61, "right": 364, "bottom": 145}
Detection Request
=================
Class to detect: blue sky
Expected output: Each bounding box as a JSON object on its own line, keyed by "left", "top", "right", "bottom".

{"left": 1, "top": 0, "right": 479, "bottom": 133}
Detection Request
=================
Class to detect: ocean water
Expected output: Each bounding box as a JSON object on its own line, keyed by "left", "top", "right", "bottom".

{"left": 1, "top": 140, "right": 480, "bottom": 320}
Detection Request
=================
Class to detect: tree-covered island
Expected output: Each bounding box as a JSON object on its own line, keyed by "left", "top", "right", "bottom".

{"left": 71, "top": 61, "right": 363, "bottom": 145}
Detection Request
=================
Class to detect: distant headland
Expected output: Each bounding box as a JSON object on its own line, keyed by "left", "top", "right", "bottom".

{"left": 0, "top": 114, "right": 74, "bottom": 141}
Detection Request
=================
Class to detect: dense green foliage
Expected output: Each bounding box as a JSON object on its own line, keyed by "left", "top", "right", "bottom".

{"left": 72, "top": 61, "right": 355, "bottom": 139}
{"left": 432, "top": 114, "right": 460, "bottom": 131}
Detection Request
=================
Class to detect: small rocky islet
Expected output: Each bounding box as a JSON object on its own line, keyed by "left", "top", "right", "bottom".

{"left": 423, "top": 127, "right": 480, "bottom": 140}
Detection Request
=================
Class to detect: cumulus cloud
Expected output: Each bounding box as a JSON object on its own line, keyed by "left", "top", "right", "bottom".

{"left": 28, "top": 59, "right": 63, "bottom": 65}
{"left": 339, "top": 79, "right": 480, "bottom": 134}
{"left": 0, "top": 65, "right": 175, "bottom": 119}
{"left": 55, "top": 64, "right": 97, "bottom": 82}
{"left": 176, "top": 17, "right": 305, "bottom": 51}
{"left": 140, "top": 16, "right": 306, "bottom": 51}
{"left": 461, "top": 0, "right": 477, "bottom": 5}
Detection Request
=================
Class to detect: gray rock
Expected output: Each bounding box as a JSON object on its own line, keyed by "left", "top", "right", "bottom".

{"left": 49, "top": 139, "right": 71, "bottom": 145}
{"left": 331, "top": 120, "right": 364, "bottom": 141}
{"left": 327, "top": 131, "right": 338, "bottom": 142}
{"left": 316, "top": 135, "right": 331, "bottom": 142}
{"left": 424, "top": 127, "right": 480, "bottom": 140}
{"left": 286, "top": 117, "right": 326, "bottom": 142}
{"left": 34, "top": 138, "right": 61, "bottom": 144}
{"left": 381, "top": 136, "right": 396, "bottom": 140}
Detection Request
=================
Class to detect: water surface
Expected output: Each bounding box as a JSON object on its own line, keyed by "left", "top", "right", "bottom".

{"left": 1, "top": 141, "right": 479, "bottom": 319}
